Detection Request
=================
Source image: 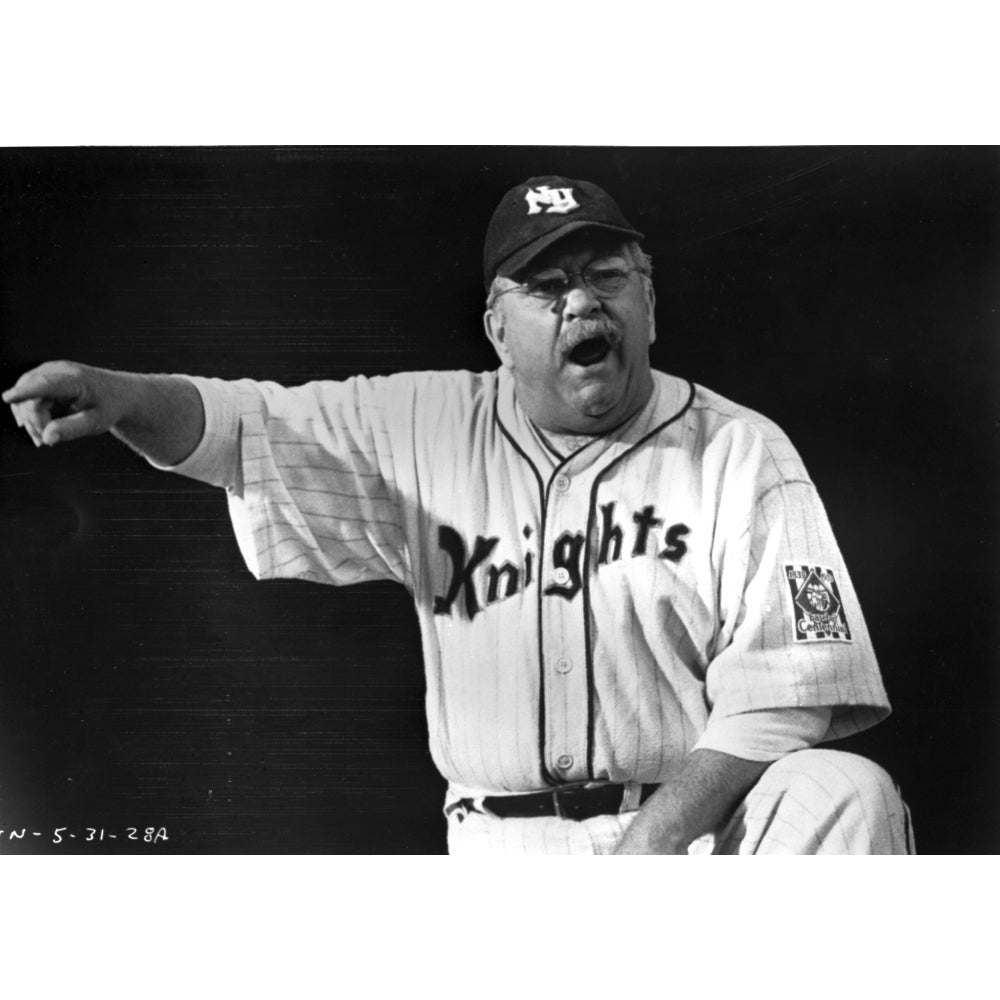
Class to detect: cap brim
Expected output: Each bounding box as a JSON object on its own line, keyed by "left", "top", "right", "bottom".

{"left": 495, "top": 221, "right": 645, "bottom": 281}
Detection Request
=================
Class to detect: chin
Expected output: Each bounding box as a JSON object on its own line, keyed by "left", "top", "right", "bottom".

{"left": 574, "top": 385, "right": 624, "bottom": 421}
{"left": 567, "top": 402, "right": 624, "bottom": 435}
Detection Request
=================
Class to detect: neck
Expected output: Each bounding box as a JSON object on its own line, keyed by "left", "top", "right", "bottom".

{"left": 532, "top": 422, "right": 599, "bottom": 457}
{"left": 529, "top": 379, "right": 654, "bottom": 439}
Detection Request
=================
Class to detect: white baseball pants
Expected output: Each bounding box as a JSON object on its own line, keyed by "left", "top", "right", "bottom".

{"left": 445, "top": 750, "right": 914, "bottom": 855}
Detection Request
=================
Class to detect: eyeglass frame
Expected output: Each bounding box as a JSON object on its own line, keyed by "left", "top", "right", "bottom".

{"left": 489, "top": 261, "right": 644, "bottom": 307}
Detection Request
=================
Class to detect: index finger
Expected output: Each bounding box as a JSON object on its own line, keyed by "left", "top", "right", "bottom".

{"left": 2, "top": 368, "right": 72, "bottom": 405}
{"left": 2, "top": 376, "right": 44, "bottom": 404}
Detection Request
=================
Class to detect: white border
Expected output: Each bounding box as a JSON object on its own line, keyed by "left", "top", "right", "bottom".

{"left": 2, "top": 3, "right": 997, "bottom": 145}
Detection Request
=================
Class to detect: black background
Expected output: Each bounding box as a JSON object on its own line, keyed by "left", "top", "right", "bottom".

{"left": 1, "top": 146, "right": 996, "bottom": 854}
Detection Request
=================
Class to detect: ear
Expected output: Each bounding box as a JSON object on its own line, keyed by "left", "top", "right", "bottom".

{"left": 484, "top": 308, "right": 514, "bottom": 369}
{"left": 642, "top": 277, "right": 657, "bottom": 345}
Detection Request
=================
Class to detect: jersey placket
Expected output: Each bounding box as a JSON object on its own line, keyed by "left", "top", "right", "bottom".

{"left": 539, "top": 460, "right": 600, "bottom": 784}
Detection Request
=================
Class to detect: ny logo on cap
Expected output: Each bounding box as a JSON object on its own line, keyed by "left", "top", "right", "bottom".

{"left": 524, "top": 185, "right": 579, "bottom": 216}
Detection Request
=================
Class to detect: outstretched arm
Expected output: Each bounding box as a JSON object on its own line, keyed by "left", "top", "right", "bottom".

{"left": 613, "top": 749, "right": 769, "bottom": 854}
{"left": 3, "top": 360, "right": 205, "bottom": 466}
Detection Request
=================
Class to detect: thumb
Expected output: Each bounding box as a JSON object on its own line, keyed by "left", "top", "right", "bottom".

{"left": 42, "top": 408, "right": 109, "bottom": 445}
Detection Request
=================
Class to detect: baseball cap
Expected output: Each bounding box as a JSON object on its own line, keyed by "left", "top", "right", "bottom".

{"left": 483, "top": 175, "right": 644, "bottom": 290}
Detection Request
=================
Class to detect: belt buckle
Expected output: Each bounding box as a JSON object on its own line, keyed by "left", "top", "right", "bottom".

{"left": 551, "top": 790, "right": 565, "bottom": 820}
{"left": 553, "top": 784, "right": 596, "bottom": 821}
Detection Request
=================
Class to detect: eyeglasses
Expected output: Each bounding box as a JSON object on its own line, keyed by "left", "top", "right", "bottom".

{"left": 494, "top": 263, "right": 640, "bottom": 304}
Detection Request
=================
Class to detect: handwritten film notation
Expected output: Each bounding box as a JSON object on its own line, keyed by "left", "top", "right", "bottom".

{"left": 1, "top": 826, "right": 169, "bottom": 845}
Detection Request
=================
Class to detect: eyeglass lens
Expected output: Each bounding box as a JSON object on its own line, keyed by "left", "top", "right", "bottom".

{"left": 524, "top": 264, "right": 632, "bottom": 300}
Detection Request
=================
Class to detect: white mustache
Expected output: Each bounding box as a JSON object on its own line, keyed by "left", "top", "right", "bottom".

{"left": 560, "top": 317, "right": 623, "bottom": 354}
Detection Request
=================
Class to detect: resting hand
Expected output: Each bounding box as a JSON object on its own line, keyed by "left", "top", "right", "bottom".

{"left": 612, "top": 750, "right": 770, "bottom": 855}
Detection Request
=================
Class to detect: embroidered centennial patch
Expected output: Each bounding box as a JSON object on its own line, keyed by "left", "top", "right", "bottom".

{"left": 784, "top": 564, "right": 853, "bottom": 642}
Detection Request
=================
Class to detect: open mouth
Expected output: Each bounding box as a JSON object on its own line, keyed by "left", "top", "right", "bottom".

{"left": 567, "top": 337, "right": 613, "bottom": 367}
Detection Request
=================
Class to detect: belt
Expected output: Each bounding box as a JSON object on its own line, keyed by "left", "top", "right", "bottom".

{"left": 450, "top": 783, "right": 659, "bottom": 822}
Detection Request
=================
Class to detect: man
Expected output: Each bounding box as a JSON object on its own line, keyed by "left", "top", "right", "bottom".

{"left": 3, "top": 175, "right": 913, "bottom": 854}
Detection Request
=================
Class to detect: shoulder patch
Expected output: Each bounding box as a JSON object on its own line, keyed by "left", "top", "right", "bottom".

{"left": 784, "top": 564, "right": 853, "bottom": 642}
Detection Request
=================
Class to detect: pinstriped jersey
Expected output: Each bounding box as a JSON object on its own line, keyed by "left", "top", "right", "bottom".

{"left": 180, "top": 368, "right": 890, "bottom": 797}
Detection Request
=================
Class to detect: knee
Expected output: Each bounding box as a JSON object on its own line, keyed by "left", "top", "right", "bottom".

{"left": 767, "top": 749, "right": 900, "bottom": 808}
{"left": 760, "top": 749, "right": 912, "bottom": 853}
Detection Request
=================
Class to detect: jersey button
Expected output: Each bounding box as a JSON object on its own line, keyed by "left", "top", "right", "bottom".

{"left": 555, "top": 754, "right": 574, "bottom": 770}
{"left": 552, "top": 567, "right": 571, "bottom": 586}
{"left": 554, "top": 474, "right": 570, "bottom": 492}
{"left": 555, "top": 657, "right": 573, "bottom": 674}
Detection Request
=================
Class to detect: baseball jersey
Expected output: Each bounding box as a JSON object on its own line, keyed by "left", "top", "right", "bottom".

{"left": 166, "top": 367, "right": 890, "bottom": 798}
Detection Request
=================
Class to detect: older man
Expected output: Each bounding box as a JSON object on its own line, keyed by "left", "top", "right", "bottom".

{"left": 3, "top": 175, "right": 913, "bottom": 854}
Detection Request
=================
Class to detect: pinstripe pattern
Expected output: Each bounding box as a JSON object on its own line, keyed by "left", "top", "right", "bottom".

{"left": 174, "top": 367, "right": 891, "bottom": 806}
{"left": 711, "top": 750, "right": 915, "bottom": 855}
{"left": 446, "top": 751, "right": 914, "bottom": 855}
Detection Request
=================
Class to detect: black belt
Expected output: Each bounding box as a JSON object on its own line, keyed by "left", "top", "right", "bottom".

{"left": 451, "top": 783, "right": 659, "bottom": 822}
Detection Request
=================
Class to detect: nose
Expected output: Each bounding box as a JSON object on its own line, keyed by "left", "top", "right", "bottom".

{"left": 558, "top": 281, "right": 602, "bottom": 323}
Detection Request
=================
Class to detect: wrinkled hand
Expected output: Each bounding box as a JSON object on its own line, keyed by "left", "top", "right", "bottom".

{"left": 3, "top": 361, "right": 126, "bottom": 447}
{"left": 611, "top": 751, "right": 771, "bottom": 854}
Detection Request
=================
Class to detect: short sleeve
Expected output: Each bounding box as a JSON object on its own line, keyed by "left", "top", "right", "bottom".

{"left": 218, "top": 375, "right": 412, "bottom": 590}
{"left": 692, "top": 706, "right": 833, "bottom": 762}
{"left": 705, "top": 467, "right": 890, "bottom": 742}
